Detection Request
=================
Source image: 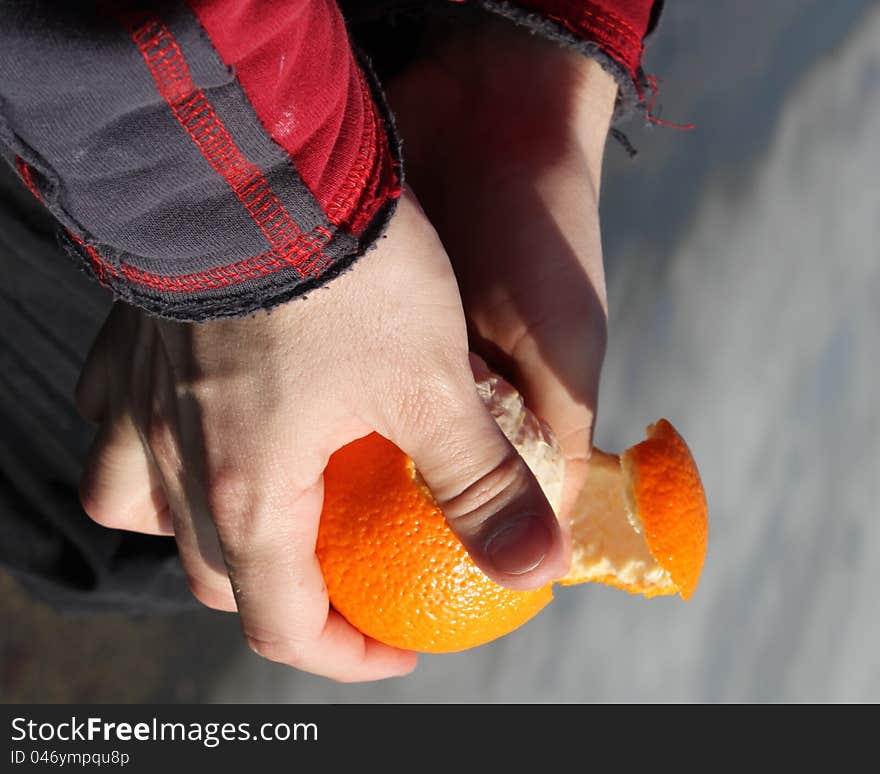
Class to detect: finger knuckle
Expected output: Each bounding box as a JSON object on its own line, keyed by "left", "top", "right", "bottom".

{"left": 244, "top": 635, "right": 310, "bottom": 668}
{"left": 439, "top": 452, "right": 526, "bottom": 523}
{"left": 396, "top": 368, "right": 470, "bottom": 445}
{"left": 78, "top": 477, "right": 126, "bottom": 530}
{"left": 187, "top": 575, "right": 236, "bottom": 612}
{"left": 204, "top": 467, "right": 252, "bottom": 541}
{"left": 80, "top": 500, "right": 120, "bottom": 530}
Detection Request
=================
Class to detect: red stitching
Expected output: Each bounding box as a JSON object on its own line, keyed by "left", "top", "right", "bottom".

{"left": 518, "top": 0, "right": 643, "bottom": 45}
{"left": 66, "top": 221, "right": 337, "bottom": 294}
{"left": 551, "top": 10, "right": 641, "bottom": 65}
{"left": 645, "top": 74, "right": 695, "bottom": 130}
{"left": 324, "top": 68, "right": 378, "bottom": 228}
{"left": 15, "top": 156, "right": 122, "bottom": 287}
{"left": 542, "top": 12, "right": 642, "bottom": 90}
{"left": 344, "top": 68, "right": 401, "bottom": 235}
{"left": 75, "top": 223, "right": 333, "bottom": 295}
{"left": 489, "top": 0, "right": 645, "bottom": 78}
{"left": 69, "top": 11, "right": 400, "bottom": 297}
{"left": 508, "top": 0, "right": 643, "bottom": 45}
{"left": 118, "top": 11, "right": 328, "bottom": 278}
{"left": 323, "top": 64, "right": 401, "bottom": 236}
{"left": 66, "top": 216, "right": 338, "bottom": 292}
{"left": 67, "top": 231, "right": 119, "bottom": 284}
{"left": 119, "top": 243, "right": 314, "bottom": 293}
{"left": 14, "top": 157, "right": 42, "bottom": 202}
{"left": 122, "top": 229, "right": 333, "bottom": 292}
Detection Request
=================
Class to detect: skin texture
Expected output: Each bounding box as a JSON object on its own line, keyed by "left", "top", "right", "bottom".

{"left": 75, "top": 18, "right": 616, "bottom": 682}
{"left": 75, "top": 192, "right": 566, "bottom": 682}
{"left": 386, "top": 16, "right": 616, "bottom": 528}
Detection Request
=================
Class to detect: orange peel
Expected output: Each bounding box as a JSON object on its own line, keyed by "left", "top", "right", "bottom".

{"left": 316, "top": 375, "right": 708, "bottom": 653}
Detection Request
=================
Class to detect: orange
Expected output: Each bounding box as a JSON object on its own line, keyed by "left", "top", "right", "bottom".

{"left": 561, "top": 420, "right": 708, "bottom": 600}
{"left": 316, "top": 376, "right": 708, "bottom": 653}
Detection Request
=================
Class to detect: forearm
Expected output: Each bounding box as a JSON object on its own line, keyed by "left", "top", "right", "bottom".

{"left": 403, "top": 13, "right": 619, "bottom": 190}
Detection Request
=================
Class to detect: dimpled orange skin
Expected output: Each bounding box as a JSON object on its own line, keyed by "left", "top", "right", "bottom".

{"left": 316, "top": 432, "right": 552, "bottom": 654}
{"left": 624, "top": 420, "right": 708, "bottom": 601}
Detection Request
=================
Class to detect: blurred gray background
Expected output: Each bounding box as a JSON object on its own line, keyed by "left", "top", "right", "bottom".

{"left": 3, "top": 0, "right": 879, "bottom": 702}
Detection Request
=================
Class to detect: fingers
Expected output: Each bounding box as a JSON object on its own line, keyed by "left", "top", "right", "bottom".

{"left": 503, "top": 312, "right": 606, "bottom": 520}
{"left": 79, "top": 409, "right": 173, "bottom": 536}
{"left": 80, "top": 400, "right": 236, "bottom": 612}
{"left": 168, "top": 500, "right": 239, "bottom": 614}
{"left": 248, "top": 608, "right": 418, "bottom": 683}
{"left": 75, "top": 303, "right": 130, "bottom": 424}
{"left": 388, "top": 366, "right": 568, "bottom": 591}
{"left": 205, "top": 462, "right": 417, "bottom": 681}
{"left": 79, "top": 407, "right": 238, "bottom": 612}
{"left": 157, "top": 306, "right": 416, "bottom": 678}
{"left": 78, "top": 404, "right": 237, "bottom": 612}
{"left": 134, "top": 330, "right": 239, "bottom": 613}
{"left": 79, "top": 321, "right": 236, "bottom": 612}
{"left": 77, "top": 305, "right": 175, "bottom": 535}
{"left": 77, "top": 307, "right": 417, "bottom": 681}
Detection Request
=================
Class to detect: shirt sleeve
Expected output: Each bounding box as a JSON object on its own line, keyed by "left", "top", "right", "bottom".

{"left": 0, "top": 0, "right": 402, "bottom": 321}
{"left": 342, "top": 0, "right": 662, "bottom": 118}
{"left": 468, "top": 0, "right": 661, "bottom": 115}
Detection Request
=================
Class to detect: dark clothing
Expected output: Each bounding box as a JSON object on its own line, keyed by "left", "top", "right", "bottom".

{"left": 1, "top": 1, "right": 658, "bottom": 321}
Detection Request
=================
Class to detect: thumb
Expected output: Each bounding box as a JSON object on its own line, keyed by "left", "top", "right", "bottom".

{"left": 389, "top": 368, "right": 568, "bottom": 591}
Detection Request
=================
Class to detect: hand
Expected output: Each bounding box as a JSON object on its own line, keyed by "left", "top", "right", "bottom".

{"left": 387, "top": 16, "right": 617, "bottom": 522}
{"left": 74, "top": 191, "right": 567, "bottom": 682}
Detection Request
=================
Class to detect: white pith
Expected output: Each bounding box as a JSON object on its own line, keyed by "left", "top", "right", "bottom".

{"left": 476, "top": 373, "right": 672, "bottom": 592}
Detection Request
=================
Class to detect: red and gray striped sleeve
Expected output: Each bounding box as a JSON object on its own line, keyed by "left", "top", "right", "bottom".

{"left": 0, "top": 1, "right": 660, "bottom": 322}
{"left": 1, "top": 0, "right": 401, "bottom": 321}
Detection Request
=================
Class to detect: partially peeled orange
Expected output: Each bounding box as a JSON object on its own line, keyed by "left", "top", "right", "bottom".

{"left": 317, "top": 372, "right": 708, "bottom": 653}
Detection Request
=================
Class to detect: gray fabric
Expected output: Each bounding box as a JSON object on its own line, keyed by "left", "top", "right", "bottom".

{"left": 55, "top": 44, "right": 396, "bottom": 322}
{"left": 0, "top": 160, "right": 195, "bottom": 614}
{"left": 0, "top": 0, "right": 401, "bottom": 322}
{"left": 0, "top": 0, "right": 655, "bottom": 325}
{"left": 0, "top": 0, "right": 342, "bottom": 271}
{"left": 0, "top": 0, "right": 275, "bottom": 263}
{"left": 58, "top": 225, "right": 360, "bottom": 322}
